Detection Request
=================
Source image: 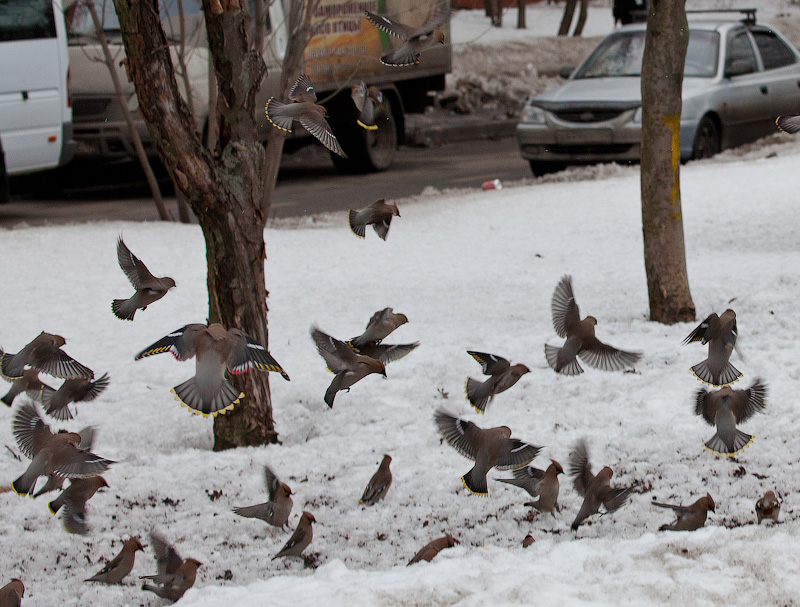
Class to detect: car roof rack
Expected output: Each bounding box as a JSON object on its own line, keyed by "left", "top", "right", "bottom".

{"left": 685, "top": 8, "right": 756, "bottom": 26}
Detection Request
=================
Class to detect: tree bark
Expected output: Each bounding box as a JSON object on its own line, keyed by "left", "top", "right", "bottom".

{"left": 558, "top": 0, "right": 576, "bottom": 36}
{"left": 517, "top": 0, "right": 526, "bottom": 29}
{"left": 640, "top": 0, "right": 695, "bottom": 323}
{"left": 572, "top": 0, "right": 588, "bottom": 36}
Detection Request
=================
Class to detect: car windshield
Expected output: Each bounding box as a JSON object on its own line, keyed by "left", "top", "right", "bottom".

{"left": 574, "top": 30, "right": 720, "bottom": 78}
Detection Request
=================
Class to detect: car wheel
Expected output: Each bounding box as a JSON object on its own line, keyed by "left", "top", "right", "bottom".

{"left": 331, "top": 96, "right": 398, "bottom": 173}
{"left": 0, "top": 138, "right": 9, "bottom": 204}
{"left": 692, "top": 116, "right": 720, "bottom": 160}
{"left": 529, "top": 161, "right": 566, "bottom": 177}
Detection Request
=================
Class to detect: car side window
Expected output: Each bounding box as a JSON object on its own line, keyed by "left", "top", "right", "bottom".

{"left": 0, "top": 0, "right": 56, "bottom": 41}
{"left": 726, "top": 31, "right": 757, "bottom": 72}
{"left": 751, "top": 30, "right": 796, "bottom": 70}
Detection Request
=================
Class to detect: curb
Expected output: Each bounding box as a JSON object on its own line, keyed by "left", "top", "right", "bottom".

{"left": 405, "top": 114, "right": 517, "bottom": 147}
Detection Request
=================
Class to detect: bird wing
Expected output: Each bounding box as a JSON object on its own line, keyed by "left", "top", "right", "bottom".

{"left": 263, "top": 464, "right": 281, "bottom": 502}
{"left": 731, "top": 379, "right": 767, "bottom": 423}
{"left": 77, "top": 426, "right": 95, "bottom": 450}
{"left": 434, "top": 409, "right": 478, "bottom": 461}
{"left": 295, "top": 111, "right": 347, "bottom": 158}
{"left": 777, "top": 114, "right": 800, "bottom": 134}
{"left": 226, "top": 329, "right": 290, "bottom": 380}
{"left": 467, "top": 351, "right": 510, "bottom": 376}
{"left": 577, "top": 337, "right": 641, "bottom": 371}
{"left": 600, "top": 485, "right": 635, "bottom": 513}
{"left": 362, "top": 342, "right": 419, "bottom": 364}
{"left": 568, "top": 439, "right": 594, "bottom": 497}
{"left": 135, "top": 324, "right": 204, "bottom": 361}
{"left": 410, "top": 7, "right": 449, "bottom": 38}
{"left": 34, "top": 348, "right": 94, "bottom": 380}
{"left": 651, "top": 500, "right": 689, "bottom": 514}
{"left": 366, "top": 307, "right": 393, "bottom": 330}
{"left": 311, "top": 327, "right": 358, "bottom": 373}
{"left": 351, "top": 81, "right": 367, "bottom": 113}
{"left": 117, "top": 236, "right": 160, "bottom": 290}
{"left": 12, "top": 400, "right": 52, "bottom": 459}
{"left": 682, "top": 313, "right": 717, "bottom": 345}
{"left": 364, "top": 10, "right": 412, "bottom": 40}
{"left": 723, "top": 317, "right": 738, "bottom": 348}
{"left": 82, "top": 373, "right": 110, "bottom": 402}
{"left": 495, "top": 440, "right": 542, "bottom": 471}
{"left": 52, "top": 445, "right": 115, "bottom": 479}
{"left": 551, "top": 275, "right": 580, "bottom": 338}
{"left": 694, "top": 388, "right": 718, "bottom": 426}
{"left": 149, "top": 532, "right": 184, "bottom": 575}
{"left": 288, "top": 74, "right": 317, "bottom": 103}
{"left": 61, "top": 498, "right": 89, "bottom": 534}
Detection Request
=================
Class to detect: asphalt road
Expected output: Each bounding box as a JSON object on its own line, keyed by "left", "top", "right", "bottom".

{"left": 0, "top": 136, "right": 531, "bottom": 227}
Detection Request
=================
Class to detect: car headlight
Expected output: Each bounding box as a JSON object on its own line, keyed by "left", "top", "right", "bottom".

{"left": 631, "top": 106, "right": 642, "bottom": 124}
{"left": 522, "top": 104, "right": 546, "bottom": 124}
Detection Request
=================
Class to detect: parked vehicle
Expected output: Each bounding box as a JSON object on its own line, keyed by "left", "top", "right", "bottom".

{"left": 66, "top": 0, "right": 451, "bottom": 173}
{"left": 0, "top": 0, "right": 75, "bottom": 181}
{"left": 517, "top": 10, "right": 800, "bottom": 176}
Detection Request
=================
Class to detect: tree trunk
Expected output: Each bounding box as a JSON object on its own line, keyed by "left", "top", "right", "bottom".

{"left": 517, "top": 0, "right": 526, "bottom": 29}
{"left": 558, "top": 0, "right": 576, "bottom": 35}
{"left": 640, "top": 0, "right": 695, "bottom": 323}
{"left": 489, "top": 0, "right": 502, "bottom": 27}
{"left": 572, "top": 0, "right": 588, "bottom": 36}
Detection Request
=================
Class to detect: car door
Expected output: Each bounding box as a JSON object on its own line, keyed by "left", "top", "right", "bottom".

{"left": 749, "top": 27, "right": 800, "bottom": 120}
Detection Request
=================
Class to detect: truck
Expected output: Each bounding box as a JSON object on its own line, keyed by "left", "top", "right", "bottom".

{"left": 65, "top": 0, "right": 451, "bottom": 173}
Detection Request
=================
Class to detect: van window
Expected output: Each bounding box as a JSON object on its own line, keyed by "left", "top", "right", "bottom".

{"left": 0, "top": 0, "right": 57, "bottom": 41}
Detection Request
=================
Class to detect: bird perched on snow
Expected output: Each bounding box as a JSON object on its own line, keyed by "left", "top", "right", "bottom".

{"left": 265, "top": 74, "right": 346, "bottom": 157}
{"left": 434, "top": 409, "right": 541, "bottom": 496}
{"left": 112, "top": 236, "right": 176, "bottom": 321}
{"left": 232, "top": 464, "right": 293, "bottom": 529}
{"left": 694, "top": 380, "right": 766, "bottom": 456}
{"left": 407, "top": 533, "right": 457, "bottom": 565}
{"left": 348, "top": 199, "right": 401, "bottom": 241}
{"left": 653, "top": 493, "right": 715, "bottom": 531}
{"left": 682, "top": 309, "right": 740, "bottom": 386}
{"left": 1, "top": 368, "right": 54, "bottom": 407}
{"left": 755, "top": 490, "right": 781, "bottom": 524}
{"left": 359, "top": 454, "right": 392, "bottom": 505}
{"left": 49, "top": 475, "right": 108, "bottom": 534}
{"left": 10, "top": 402, "right": 114, "bottom": 496}
{"left": 0, "top": 580, "right": 24, "bottom": 607}
{"left": 1, "top": 332, "right": 93, "bottom": 381}
{"left": 351, "top": 81, "right": 383, "bottom": 130}
{"left": 364, "top": 9, "right": 448, "bottom": 66}
{"left": 544, "top": 276, "right": 641, "bottom": 376}
{"left": 272, "top": 511, "right": 316, "bottom": 561}
{"left": 42, "top": 373, "right": 110, "bottom": 421}
{"left": 464, "top": 351, "right": 529, "bottom": 414}
{"left": 311, "top": 326, "right": 386, "bottom": 407}
{"left": 135, "top": 323, "right": 289, "bottom": 417}
{"left": 776, "top": 115, "right": 800, "bottom": 134}
{"left": 568, "top": 438, "right": 634, "bottom": 531}
{"left": 497, "top": 459, "right": 563, "bottom": 516}
{"left": 85, "top": 537, "right": 144, "bottom": 584}
{"left": 140, "top": 533, "right": 202, "bottom": 602}
{"left": 350, "top": 308, "right": 408, "bottom": 350}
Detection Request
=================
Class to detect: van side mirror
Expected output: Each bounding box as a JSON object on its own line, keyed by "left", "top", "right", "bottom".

{"left": 725, "top": 59, "right": 754, "bottom": 77}
{"left": 559, "top": 65, "right": 576, "bottom": 79}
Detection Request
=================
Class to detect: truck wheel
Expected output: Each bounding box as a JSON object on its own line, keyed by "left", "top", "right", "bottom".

{"left": 331, "top": 96, "right": 398, "bottom": 173}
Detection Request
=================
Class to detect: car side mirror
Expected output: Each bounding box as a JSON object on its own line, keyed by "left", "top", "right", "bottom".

{"left": 559, "top": 65, "right": 575, "bottom": 79}
{"left": 725, "top": 59, "right": 754, "bottom": 77}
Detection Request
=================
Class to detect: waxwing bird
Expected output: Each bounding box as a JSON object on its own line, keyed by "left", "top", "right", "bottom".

{"left": 407, "top": 533, "right": 457, "bottom": 565}
{"left": 42, "top": 373, "right": 110, "bottom": 421}
{"left": 272, "top": 511, "right": 316, "bottom": 560}
{"left": 755, "top": 490, "right": 781, "bottom": 524}
{"left": 135, "top": 323, "right": 289, "bottom": 417}
{"left": 359, "top": 454, "right": 392, "bottom": 505}
{"left": 350, "top": 307, "right": 408, "bottom": 349}
{"left": 434, "top": 408, "right": 541, "bottom": 496}
{"left": 465, "top": 351, "right": 529, "bottom": 414}
{"left": 112, "top": 236, "right": 176, "bottom": 321}
{"left": 232, "top": 464, "right": 293, "bottom": 529}
{"left": 351, "top": 81, "right": 383, "bottom": 130}
{"left": 776, "top": 115, "right": 800, "bottom": 134}
{"left": 85, "top": 537, "right": 144, "bottom": 584}
{"left": 544, "top": 276, "right": 641, "bottom": 376}
{"left": 498, "top": 460, "right": 563, "bottom": 516}
{"left": 265, "top": 74, "right": 346, "bottom": 157}
{"left": 11, "top": 402, "right": 114, "bottom": 496}
{"left": 682, "top": 309, "right": 741, "bottom": 386}
{"left": 311, "top": 326, "right": 386, "bottom": 407}
{"left": 364, "top": 9, "right": 448, "bottom": 66}
{"left": 1, "top": 368, "right": 55, "bottom": 407}
{"left": 353, "top": 341, "right": 419, "bottom": 365}
{"left": 653, "top": 493, "right": 715, "bottom": 531}
{"left": 49, "top": 476, "right": 108, "bottom": 534}
{"left": 694, "top": 379, "right": 766, "bottom": 456}
{"left": 348, "top": 199, "right": 400, "bottom": 241}
{"left": 33, "top": 426, "right": 95, "bottom": 498}
{"left": 1, "top": 332, "right": 93, "bottom": 381}
{"left": 568, "top": 439, "right": 634, "bottom": 531}
{"left": 0, "top": 580, "right": 24, "bottom": 607}
{"left": 141, "top": 532, "right": 202, "bottom": 602}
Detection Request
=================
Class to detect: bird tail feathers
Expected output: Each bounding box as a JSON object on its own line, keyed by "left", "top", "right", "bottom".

{"left": 544, "top": 344, "right": 583, "bottom": 376}
{"left": 691, "top": 359, "right": 742, "bottom": 387}
{"left": 356, "top": 119, "right": 378, "bottom": 130}
{"left": 172, "top": 377, "right": 240, "bottom": 417}
{"left": 704, "top": 430, "right": 753, "bottom": 457}
{"left": 48, "top": 494, "right": 66, "bottom": 514}
{"left": 111, "top": 298, "right": 137, "bottom": 321}
{"left": 11, "top": 468, "right": 39, "bottom": 496}
{"left": 465, "top": 377, "right": 490, "bottom": 413}
{"left": 462, "top": 467, "right": 489, "bottom": 496}
{"left": 348, "top": 210, "right": 366, "bottom": 238}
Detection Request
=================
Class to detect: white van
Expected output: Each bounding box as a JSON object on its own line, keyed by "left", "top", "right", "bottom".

{"left": 0, "top": 0, "right": 75, "bottom": 178}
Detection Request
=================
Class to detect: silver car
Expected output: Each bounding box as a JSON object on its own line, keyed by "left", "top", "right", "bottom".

{"left": 517, "top": 12, "right": 800, "bottom": 175}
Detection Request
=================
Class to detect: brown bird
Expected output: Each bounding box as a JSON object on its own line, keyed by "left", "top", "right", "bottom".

{"left": 135, "top": 323, "right": 289, "bottom": 417}
{"left": 33, "top": 426, "right": 95, "bottom": 498}
{"left": 1, "top": 368, "right": 54, "bottom": 407}
{"left": 683, "top": 309, "right": 741, "bottom": 386}
{"left": 434, "top": 409, "right": 541, "bottom": 496}
{"left": 351, "top": 81, "right": 383, "bottom": 130}
{"left": 1, "top": 332, "right": 93, "bottom": 381}
{"left": 694, "top": 380, "right": 766, "bottom": 456}
{"left": 653, "top": 493, "right": 715, "bottom": 531}
{"left": 498, "top": 459, "right": 564, "bottom": 516}
{"left": 755, "top": 490, "right": 781, "bottom": 524}
{"left": 776, "top": 114, "right": 800, "bottom": 134}
{"left": 569, "top": 439, "right": 634, "bottom": 531}
{"left": 544, "top": 276, "right": 641, "bottom": 376}
{"left": 42, "top": 373, "right": 110, "bottom": 421}
{"left": 311, "top": 326, "right": 386, "bottom": 407}
{"left": 359, "top": 454, "right": 392, "bottom": 505}
{"left": 350, "top": 308, "right": 408, "bottom": 350}
{"left": 407, "top": 533, "right": 457, "bottom": 565}
{"left": 49, "top": 476, "right": 108, "bottom": 534}
{"left": 85, "top": 537, "right": 144, "bottom": 584}
{"left": 464, "top": 351, "right": 530, "bottom": 414}
{"left": 232, "top": 464, "right": 293, "bottom": 529}
{"left": 112, "top": 236, "right": 176, "bottom": 321}
{"left": 140, "top": 533, "right": 202, "bottom": 602}
{"left": 0, "top": 580, "right": 24, "bottom": 607}
{"left": 522, "top": 533, "right": 535, "bottom": 548}
{"left": 11, "top": 402, "right": 114, "bottom": 496}
{"left": 348, "top": 199, "right": 401, "bottom": 241}
{"left": 265, "top": 74, "right": 346, "bottom": 157}
{"left": 272, "top": 511, "right": 316, "bottom": 560}
{"left": 364, "top": 9, "right": 448, "bottom": 66}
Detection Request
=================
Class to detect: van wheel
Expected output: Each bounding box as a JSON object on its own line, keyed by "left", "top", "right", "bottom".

{"left": 330, "top": 96, "right": 398, "bottom": 173}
